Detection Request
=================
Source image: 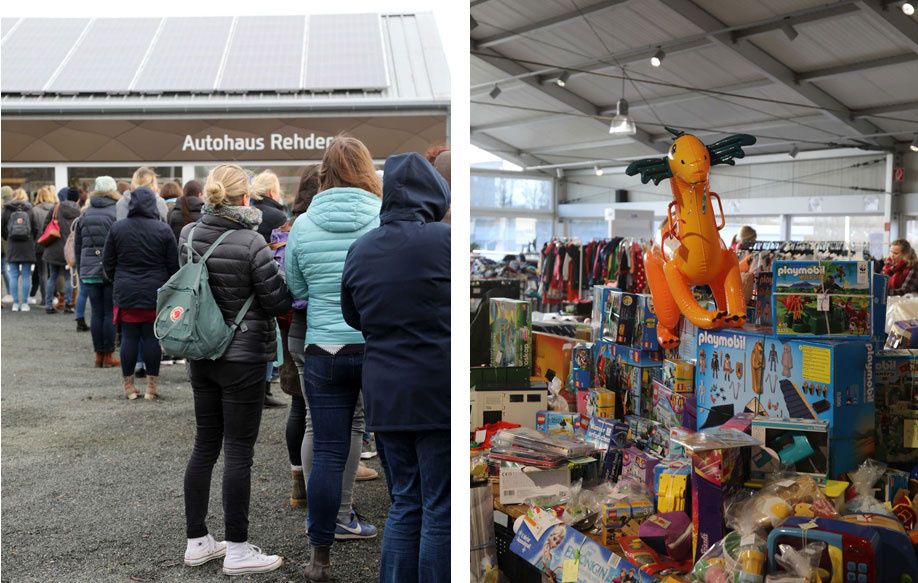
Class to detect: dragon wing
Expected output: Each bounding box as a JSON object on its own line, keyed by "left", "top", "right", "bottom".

{"left": 707, "top": 134, "right": 757, "bottom": 167}
{"left": 625, "top": 157, "right": 673, "bottom": 185}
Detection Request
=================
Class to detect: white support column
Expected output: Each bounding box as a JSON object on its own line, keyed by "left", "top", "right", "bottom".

{"left": 780, "top": 214, "right": 791, "bottom": 240}
{"left": 884, "top": 153, "right": 899, "bottom": 243}
{"left": 54, "top": 165, "right": 68, "bottom": 193}
{"left": 181, "top": 164, "right": 196, "bottom": 186}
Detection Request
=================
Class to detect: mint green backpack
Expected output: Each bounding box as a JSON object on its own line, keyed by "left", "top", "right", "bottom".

{"left": 154, "top": 225, "right": 254, "bottom": 360}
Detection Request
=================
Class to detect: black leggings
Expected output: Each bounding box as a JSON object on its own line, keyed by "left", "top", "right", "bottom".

{"left": 120, "top": 322, "right": 161, "bottom": 377}
{"left": 286, "top": 393, "right": 306, "bottom": 466}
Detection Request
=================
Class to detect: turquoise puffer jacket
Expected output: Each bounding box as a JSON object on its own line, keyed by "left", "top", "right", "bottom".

{"left": 285, "top": 187, "right": 381, "bottom": 345}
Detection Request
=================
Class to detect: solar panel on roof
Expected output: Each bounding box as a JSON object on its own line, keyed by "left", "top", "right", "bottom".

{"left": 132, "top": 17, "right": 233, "bottom": 93}
{"left": 218, "top": 16, "right": 306, "bottom": 92}
{"left": 1, "top": 18, "right": 20, "bottom": 42}
{"left": 48, "top": 18, "right": 160, "bottom": 93}
{"left": 303, "top": 14, "right": 388, "bottom": 91}
{"left": 0, "top": 18, "right": 91, "bottom": 93}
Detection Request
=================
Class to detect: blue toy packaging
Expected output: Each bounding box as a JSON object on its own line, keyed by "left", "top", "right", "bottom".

{"left": 874, "top": 349, "right": 918, "bottom": 464}
{"left": 772, "top": 260, "right": 873, "bottom": 339}
{"left": 535, "top": 411, "right": 589, "bottom": 437}
{"left": 591, "top": 286, "right": 616, "bottom": 342}
{"left": 652, "top": 381, "right": 697, "bottom": 431}
{"left": 662, "top": 359, "right": 694, "bottom": 394}
{"left": 584, "top": 416, "right": 628, "bottom": 451}
{"left": 489, "top": 298, "right": 531, "bottom": 367}
{"left": 510, "top": 520, "right": 655, "bottom": 583}
{"left": 695, "top": 326, "right": 875, "bottom": 476}
{"left": 603, "top": 290, "right": 659, "bottom": 352}
{"left": 572, "top": 342, "right": 594, "bottom": 389}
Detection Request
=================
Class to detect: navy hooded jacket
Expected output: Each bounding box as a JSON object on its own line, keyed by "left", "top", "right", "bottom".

{"left": 341, "top": 152, "right": 451, "bottom": 432}
{"left": 102, "top": 187, "right": 178, "bottom": 309}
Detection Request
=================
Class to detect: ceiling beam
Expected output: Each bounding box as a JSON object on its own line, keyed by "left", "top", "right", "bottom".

{"left": 471, "top": 132, "right": 553, "bottom": 172}
{"left": 529, "top": 136, "right": 640, "bottom": 155}
{"left": 474, "top": 44, "right": 667, "bottom": 153}
{"left": 600, "top": 79, "right": 774, "bottom": 114}
{"left": 856, "top": 0, "right": 918, "bottom": 53}
{"left": 475, "top": 0, "right": 631, "bottom": 49}
{"left": 796, "top": 52, "right": 918, "bottom": 82}
{"left": 852, "top": 99, "right": 918, "bottom": 117}
{"left": 471, "top": 113, "right": 562, "bottom": 134}
{"left": 730, "top": 3, "right": 859, "bottom": 40}
{"left": 658, "top": 0, "right": 896, "bottom": 149}
{"left": 470, "top": 0, "right": 495, "bottom": 8}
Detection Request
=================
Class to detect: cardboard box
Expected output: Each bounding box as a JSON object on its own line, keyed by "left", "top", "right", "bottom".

{"left": 626, "top": 416, "right": 669, "bottom": 457}
{"left": 772, "top": 260, "right": 873, "bottom": 339}
{"left": 532, "top": 332, "right": 574, "bottom": 387}
{"left": 584, "top": 416, "right": 628, "bottom": 451}
{"left": 600, "top": 497, "right": 655, "bottom": 545}
{"left": 498, "top": 458, "right": 599, "bottom": 505}
{"left": 874, "top": 350, "right": 918, "bottom": 464}
{"left": 694, "top": 326, "right": 875, "bottom": 476}
{"left": 621, "top": 446, "right": 661, "bottom": 489}
{"left": 535, "top": 411, "right": 589, "bottom": 436}
{"left": 592, "top": 286, "right": 617, "bottom": 342}
{"left": 571, "top": 342, "right": 594, "bottom": 390}
{"left": 603, "top": 290, "right": 660, "bottom": 351}
{"left": 620, "top": 361, "right": 661, "bottom": 419}
{"left": 662, "top": 359, "right": 695, "bottom": 394}
{"left": 750, "top": 417, "right": 830, "bottom": 484}
{"left": 753, "top": 271, "right": 774, "bottom": 327}
{"left": 489, "top": 298, "right": 531, "bottom": 367}
{"left": 469, "top": 366, "right": 530, "bottom": 388}
{"left": 652, "top": 380, "right": 697, "bottom": 430}
{"left": 587, "top": 388, "right": 619, "bottom": 418}
{"left": 653, "top": 457, "right": 692, "bottom": 512}
{"left": 510, "top": 521, "right": 655, "bottom": 583}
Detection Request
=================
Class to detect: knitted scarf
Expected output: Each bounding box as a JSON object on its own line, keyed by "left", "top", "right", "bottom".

{"left": 202, "top": 203, "right": 262, "bottom": 229}
{"left": 884, "top": 259, "right": 910, "bottom": 291}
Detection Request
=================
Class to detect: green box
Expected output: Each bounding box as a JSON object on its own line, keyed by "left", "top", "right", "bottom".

{"left": 489, "top": 298, "right": 531, "bottom": 368}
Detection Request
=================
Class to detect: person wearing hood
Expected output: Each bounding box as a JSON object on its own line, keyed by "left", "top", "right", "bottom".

{"left": 75, "top": 177, "right": 121, "bottom": 368}
{"left": 284, "top": 136, "right": 381, "bottom": 582}
{"left": 102, "top": 186, "right": 178, "bottom": 400}
{"left": 41, "top": 187, "right": 82, "bottom": 313}
{"left": 116, "top": 167, "right": 168, "bottom": 222}
{"left": 168, "top": 180, "right": 204, "bottom": 242}
{"left": 340, "top": 151, "right": 451, "bottom": 583}
{"left": 2, "top": 188, "right": 39, "bottom": 311}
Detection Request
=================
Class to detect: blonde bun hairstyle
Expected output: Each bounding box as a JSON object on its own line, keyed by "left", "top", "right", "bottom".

{"left": 204, "top": 164, "right": 249, "bottom": 207}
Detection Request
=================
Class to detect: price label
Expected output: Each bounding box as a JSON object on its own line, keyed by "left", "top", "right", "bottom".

{"left": 562, "top": 559, "right": 579, "bottom": 582}
{"left": 474, "top": 430, "right": 487, "bottom": 444}
{"left": 817, "top": 294, "right": 830, "bottom": 312}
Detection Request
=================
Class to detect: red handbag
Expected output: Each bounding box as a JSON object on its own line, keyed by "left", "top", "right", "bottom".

{"left": 37, "top": 204, "right": 61, "bottom": 247}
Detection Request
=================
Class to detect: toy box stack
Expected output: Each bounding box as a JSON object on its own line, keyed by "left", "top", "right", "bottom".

{"left": 490, "top": 298, "right": 532, "bottom": 367}
{"left": 874, "top": 349, "right": 918, "bottom": 465}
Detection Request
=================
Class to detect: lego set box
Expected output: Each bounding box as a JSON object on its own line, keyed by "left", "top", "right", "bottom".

{"left": 489, "top": 298, "right": 532, "bottom": 367}
{"left": 695, "top": 326, "right": 875, "bottom": 476}
{"left": 772, "top": 260, "right": 873, "bottom": 339}
{"left": 603, "top": 289, "right": 659, "bottom": 352}
{"left": 874, "top": 350, "right": 918, "bottom": 465}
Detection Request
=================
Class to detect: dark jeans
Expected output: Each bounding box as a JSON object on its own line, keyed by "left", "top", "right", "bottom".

{"left": 303, "top": 351, "right": 363, "bottom": 547}
{"left": 120, "top": 322, "right": 160, "bottom": 377}
{"left": 376, "top": 430, "right": 451, "bottom": 583}
{"left": 44, "top": 263, "right": 72, "bottom": 307}
{"left": 83, "top": 282, "right": 114, "bottom": 352}
{"left": 286, "top": 393, "right": 306, "bottom": 466}
{"left": 184, "top": 360, "right": 265, "bottom": 542}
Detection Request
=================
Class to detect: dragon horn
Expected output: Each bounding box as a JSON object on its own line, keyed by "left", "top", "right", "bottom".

{"left": 664, "top": 126, "right": 684, "bottom": 138}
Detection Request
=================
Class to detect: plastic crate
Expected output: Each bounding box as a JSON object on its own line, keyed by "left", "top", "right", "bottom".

{"left": 493, "top": 510, "right": 542, "bottom": 583}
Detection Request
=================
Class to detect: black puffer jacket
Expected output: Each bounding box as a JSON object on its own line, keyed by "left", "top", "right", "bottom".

{"left": 179, "top": 213, "right": 292, "bottom": 362}
{"left": 40, "top": 201, "right": 81, "bottom": 266}
{"left": 2, "top": 200, "right": 38, "bottom": 263}
{"left": 253, "top": 196, "right": 287, "bottom": 243}
{"left": 167, "top": 196, "right": 204, "bottom": 242}
{"left": 74, "top": 194, "right": 118, "bottom": 279}
{"left": 102, "top": 188, "right": 178, "bottom": 309}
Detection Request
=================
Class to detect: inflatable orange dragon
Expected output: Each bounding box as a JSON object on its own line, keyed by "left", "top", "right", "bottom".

{"left": 626, "top": 128, "right": 756, "bottom": 348}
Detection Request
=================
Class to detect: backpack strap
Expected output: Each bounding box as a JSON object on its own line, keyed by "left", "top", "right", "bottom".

{"left": 190, "top": 224, "right": 256, "bottom": 333}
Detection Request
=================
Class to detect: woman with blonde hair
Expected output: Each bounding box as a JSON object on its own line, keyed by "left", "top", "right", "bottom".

{"left": 180, "top": 164, "right": 292, "bottom": 575}
{"left": 884, "top": 239, "right": 918, "bottom": 296}
{"left": 285, "top": 135, "right": 381, "bottom": 582}
{"left": 1, "top": 187, "right": 38, "bottom": 311}
{"left": 116, "top": 166, "right": 168, "bottom": 221}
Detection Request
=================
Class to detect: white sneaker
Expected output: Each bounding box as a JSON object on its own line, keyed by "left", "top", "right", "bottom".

{"left": 27, "top": 296, "right": 37, "bottom": 305}
{"left": 2, "top": 294, "right": 12, "bottom": 303}
{"left": 184, "top": 534, "right": 226, "bottom": 566}
{"left": 20, "top": 303, "right": 30, "bottom": 312}
{"left": 222, "top": 543, "right": 282, "bottom": 576}
{"left": 11, "top": 303, "right": 20, "bottom": 311}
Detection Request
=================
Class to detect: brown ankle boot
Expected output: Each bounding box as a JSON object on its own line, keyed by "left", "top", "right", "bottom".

{"left": 122, "top": 376, "right": 139, "bottom": 400}
{"left": 95, "top": 352, "right": 104, "bottom": 368}
{"left": 303, "top": 546, "right": 331, "bottom": 582}
{"left": 144, "top": 375, "right": 160, "bottom": 400}
{"left": 290, "top": 468, "right": 307, "bottom": 507}
{"left": 101, "top": 352, "right": 121, "bottom": 368}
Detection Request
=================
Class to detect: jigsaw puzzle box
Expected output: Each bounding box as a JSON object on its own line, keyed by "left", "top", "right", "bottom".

{"left": 694, "top": 326, "right": 875, "bottom": 476}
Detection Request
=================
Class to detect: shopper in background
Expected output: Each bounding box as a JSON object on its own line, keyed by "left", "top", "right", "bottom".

{"left": 180, "top": 164, "right": 291, "bottom": 575}
{"left": 433, "top": 150, "right": 451, "bottom": 224}
{"left": 168, "top": 180, "right": 204, "bottom": 242}
{"left": 102, "top": 186, "right": 178, "bottom": 399}
{"left": 341, "top": 151, "right": 451, "bottom": 583}
{"left": 30, "top": 186, "right": 58, "bottom": 304}
{"left": 70, "top": 211, "right": 90, "bottom": 331}
{"left": 885, "top": 239, "right": 918, "bottom": 296}
{"left": 75, "top": 176, "right": 120, "bottom": 368}
{"left": 1, "top": 186, "right": 12, "bottom": 305}
{"left": 159, "top": 180, "right": 182, "bottom": 212}
{"left": 2, "top": 187, "right": 38, "bottom": 311}
{"left": 250, "top": 170, "right": 292, "bottom": 409}
{"left": 729, "top": 225, "right": 757, "bottom": 252}
{"left": 285, "top": 136, "right": 381, "bottom": 582}
{"left": 116, "top": 181, "right": 131, "bottom": 195}
{"left": 42, "top": 187, "right": 81, "bottom": 314}
{"left": 116, "top": 167, "right": 168, "bottom": 221}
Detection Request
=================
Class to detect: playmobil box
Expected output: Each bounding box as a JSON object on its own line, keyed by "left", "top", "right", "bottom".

{"left": 489, "top": 298, "right": 532, "bottom": 367}
{"left": 662, "top": 359, "right": 694, "bottom": 394}
{"left": 753, "top": 271, "right": 774, "bottom": 327}
{"left": 694, "top": 326, "right": 875, "bottom": 476}
{"left": 772, "top": 260, "right": 873, "bottom": 339}
{"left": 874, "top": 350, "right": 918, "bottom": 464}
{"left": 749, "top": 417, "right": 830, "bottom": 484}
{"left": 571, "top": 342, "right": 594, "bottom": 389}
{"left": 499, "top": 458, "right": 599, "bottom": 505}
{"left": 622, "top": 446, "right": 661, "bottom": 489}
{"left": 510, "top": 520, "right": 655, "bottom": 583}
{"left": 535, "top": 411, "right": 589, "bottom": 437}
{"left": 652, "top": 381, "right": 697, "bottom": 430}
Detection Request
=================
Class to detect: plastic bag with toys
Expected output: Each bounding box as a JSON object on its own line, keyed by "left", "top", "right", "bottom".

{"left": 741, "top": 474, "right": 839, "bottom": 529}
{"left": 764, "top": 541, "right": 828, "bottom": 583}
{"left": 845, "top": 459, "right": 895, "bottom": 517}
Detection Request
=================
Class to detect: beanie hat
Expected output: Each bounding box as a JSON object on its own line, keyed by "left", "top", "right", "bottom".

{"left": 94, "top": 176, "right": 117, "bottom": 193}
{"left": 57, "top": 187, "right": 70, "bottom": 202}
{"left": 67, "top": 187, "right": 81, "bottom": 202}
{"left": 0, "top": 186, "right": 12, "bottom": 201}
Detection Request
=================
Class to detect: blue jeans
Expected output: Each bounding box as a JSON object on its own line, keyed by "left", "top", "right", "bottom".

{"left": 8, "top": 262, "right": 33, "bottom": 304}
{"left": 1, "top": 254, "right": 10, "bottom": 296}
{"left": 83, "top": 282, "right": 115, "bottom": 352}
{"left": 302, "top": 350, "right": 364, "bottom": 547}
{"left": 75, "top": 281, "right": 89, "bottom": 319}
{"left": 44, "top": 264, "right": 72, "bottom": 307}
{"left": 376, "top": 430, "right": 450, "bottom": 583}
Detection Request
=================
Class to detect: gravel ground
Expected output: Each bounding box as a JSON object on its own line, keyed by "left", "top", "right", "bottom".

{"left": 1, "top": 306, "right": 388, "bottom": 583}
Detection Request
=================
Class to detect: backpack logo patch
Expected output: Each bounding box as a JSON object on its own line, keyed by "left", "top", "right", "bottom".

{"left": 16, "top": 218, "right": 23, "bottom": 224}
{"left": 170, "top": 307, "right": 184, "bottom": 322}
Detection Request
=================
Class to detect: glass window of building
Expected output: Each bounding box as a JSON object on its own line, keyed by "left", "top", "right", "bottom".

{"left": 1, "top": 167, "right": 56, "bottom": 198}
{"left": 721, "top": 215, "right": 782, "bottom": 245}
{"left": 567, "top": 219, "right": 609, "bottom": 241}
{"left": 791, "top": 215, "right": 886, "bottom": 257}
{"left": 67, "top": 166, "right": 182, "bottom": 193}
{"left": 470, "top": 216, "right": 552, "bottom": 255}
{"left": 470, "top": 175, "right": 552, "bottom": 210}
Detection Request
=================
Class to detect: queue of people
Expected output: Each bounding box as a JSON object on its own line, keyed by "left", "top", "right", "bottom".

{"left": 1, "top": 134, "right": 452, "bottom": 582}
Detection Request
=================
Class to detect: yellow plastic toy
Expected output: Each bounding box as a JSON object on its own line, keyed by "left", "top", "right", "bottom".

{"left": 626, "top": 129, "right": 756, "bottom": 348}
